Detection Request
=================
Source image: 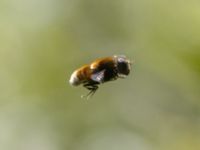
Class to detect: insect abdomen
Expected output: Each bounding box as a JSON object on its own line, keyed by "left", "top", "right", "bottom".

{"left": 69, "top": 65, "right": 91, "bottom": 86}
{"left": 69, "top": 70, "right": 81, "bottom": 86}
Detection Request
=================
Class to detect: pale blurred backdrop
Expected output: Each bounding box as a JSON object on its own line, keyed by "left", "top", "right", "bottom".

{"left": 1, "top": 0, "right": 200, "bottom": 150}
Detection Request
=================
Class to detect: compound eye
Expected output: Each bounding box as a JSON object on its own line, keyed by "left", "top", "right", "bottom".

{"left": 117, "top": 61, "right": 130, "bottom": 76}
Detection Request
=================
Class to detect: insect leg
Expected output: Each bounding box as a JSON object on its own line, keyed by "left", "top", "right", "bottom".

{"left": 82, "top": 83, "right": 99, "bottom": 99}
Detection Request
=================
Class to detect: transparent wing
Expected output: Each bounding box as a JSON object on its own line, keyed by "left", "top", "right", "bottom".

{"left": 91, "top": 70, "right": 105, "bottom": 83}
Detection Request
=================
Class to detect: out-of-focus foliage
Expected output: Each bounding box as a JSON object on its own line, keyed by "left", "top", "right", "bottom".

{"left": 0, "top": 0, "right": 200, "bottom": 150}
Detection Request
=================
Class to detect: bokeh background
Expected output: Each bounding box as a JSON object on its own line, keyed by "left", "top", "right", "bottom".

{"left": 1, "top": 0, "right": 200, "bottom": 150}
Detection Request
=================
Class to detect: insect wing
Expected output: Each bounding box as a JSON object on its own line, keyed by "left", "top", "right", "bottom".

{"left": 91, "top": 70, "right": 105, "bottom": 83}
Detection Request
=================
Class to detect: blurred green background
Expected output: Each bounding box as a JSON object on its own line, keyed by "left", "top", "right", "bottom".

{"left": 1, "top": 0, "right": 200, "bottom": 150}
